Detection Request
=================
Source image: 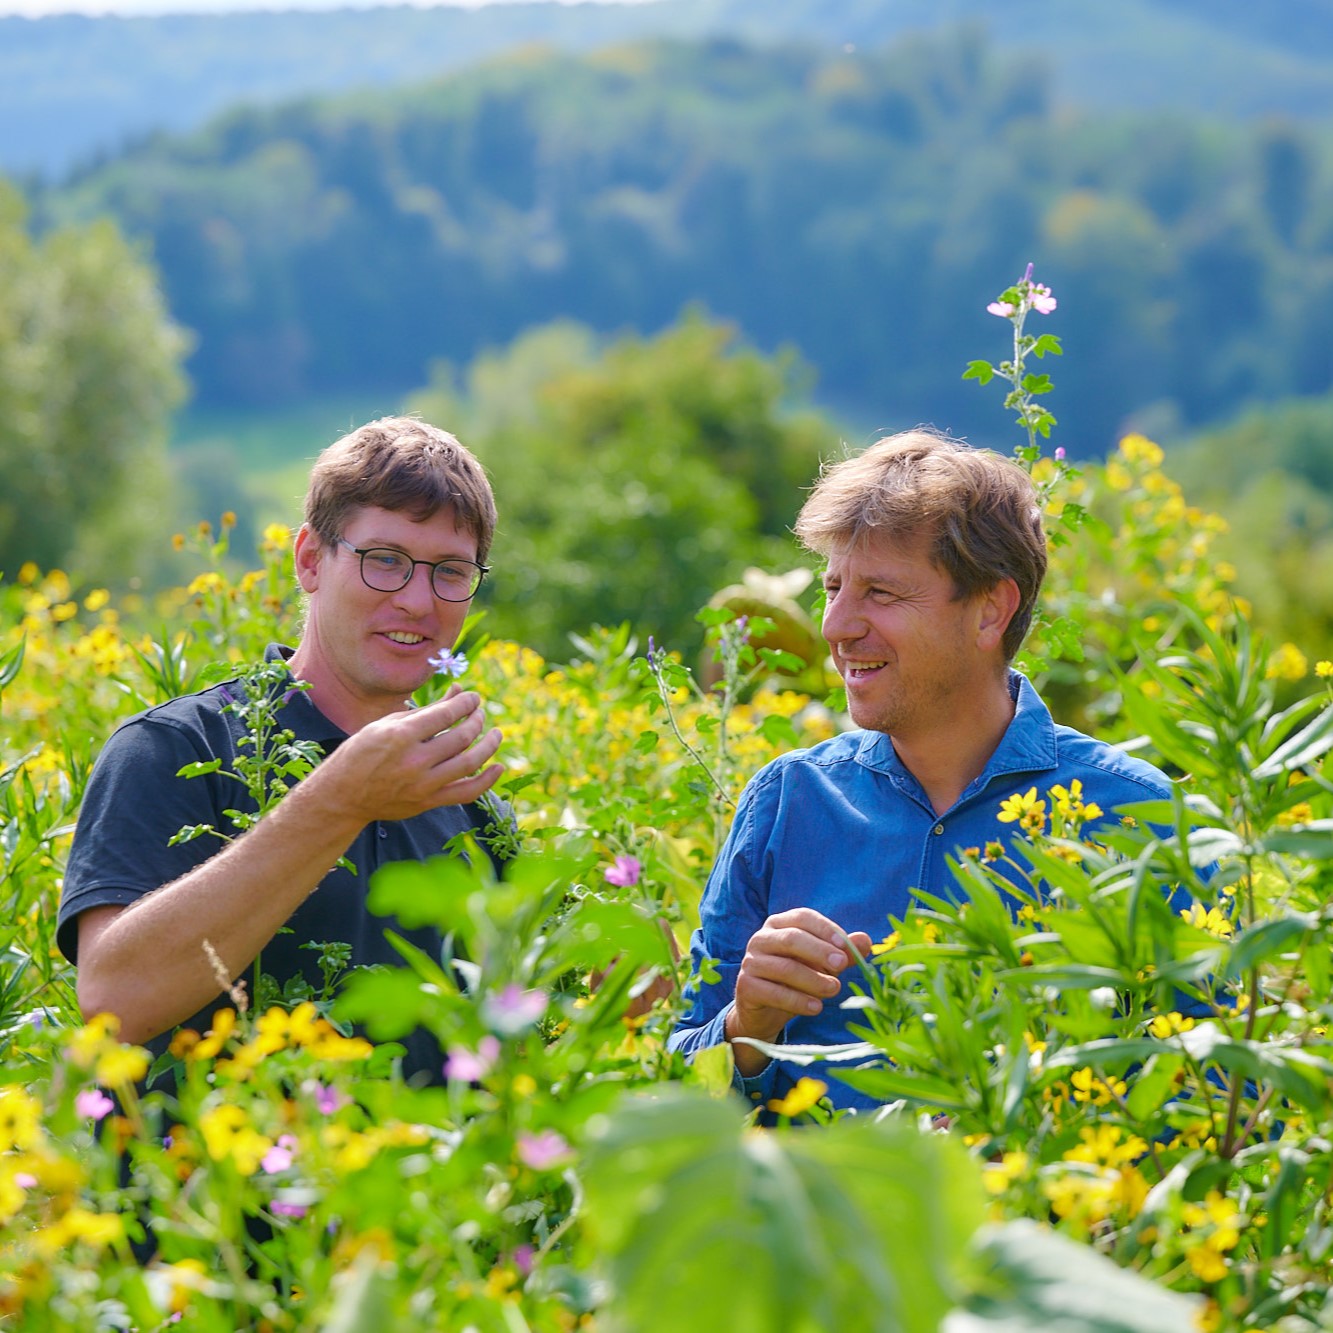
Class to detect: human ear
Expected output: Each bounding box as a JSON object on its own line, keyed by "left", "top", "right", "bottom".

{"left": 293, "top": 524, "right": 323, "bottom": 594}
{"left": 977, "top": 577, "right": 1021, "bottom": 652}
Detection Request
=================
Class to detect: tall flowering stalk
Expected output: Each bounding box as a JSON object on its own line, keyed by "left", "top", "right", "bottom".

{"left": 965, "top": 262, "right": 1063, "bottom": 466}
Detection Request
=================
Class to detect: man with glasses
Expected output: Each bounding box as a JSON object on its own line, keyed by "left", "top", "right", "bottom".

{"left": 58, "top": 417, "right": 505, "bottom": 1084}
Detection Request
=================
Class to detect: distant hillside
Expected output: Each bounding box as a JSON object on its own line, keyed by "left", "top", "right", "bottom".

{"left": 6, "top": 0, "right": 1333, "bottom": 180}
{"left": 38, "top": 33, "right": 1333, "bottom": 453}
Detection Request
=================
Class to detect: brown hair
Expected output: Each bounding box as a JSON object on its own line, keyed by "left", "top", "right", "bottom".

{"left": 304, "top": 416, "right": 497, "bottom": 563}
{"left": 793, "top": 428, "right": 1047, "bottom": 660}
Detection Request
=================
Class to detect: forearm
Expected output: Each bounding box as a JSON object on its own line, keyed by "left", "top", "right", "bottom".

{"left": 76, "top": 764, "right": 367, "bottom": 1043}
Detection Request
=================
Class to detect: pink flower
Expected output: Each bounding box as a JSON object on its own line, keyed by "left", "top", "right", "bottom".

{"left": 485, "top": 984, "right": 548, "bottom": 1035}
{"left": 986, "top": 300, "right": 1016, "bottom": 318}
{"left": 302, "top": 1079, "right": 351, "bottom": 1115}
{"left": 261, "top": 1135, "right": 298, "bottom": 1175}
{"left": 604, "top": 854, "right": 642, "bottom": 888}
{"left": 517, "top": 1129, "right": 571, "bottom": 1171}
{"left": 14, "top": 1173, "right": 36, "bottom": 1190}
{"left": 444, "top": 1034, "right": 501, "bottom": 1082}
{"left": 512, "top": 1244, "right": 535, "bottom": 1276}
{"left": 271, "top": 1199, "right": 308, "bottom": 1220}
{"left": 1030, "top": 284, "right": 1057, "bottom": 315}
{"left": 75, "top": 1088, "right": 115, "bottom": 1121}
{"left": 1054, "top": 447, "right": 1066, "bottom": 461}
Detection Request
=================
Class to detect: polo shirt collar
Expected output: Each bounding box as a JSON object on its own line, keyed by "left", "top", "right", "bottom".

{"left": 853, "top": 670, "right": 1061, "bottom": 801}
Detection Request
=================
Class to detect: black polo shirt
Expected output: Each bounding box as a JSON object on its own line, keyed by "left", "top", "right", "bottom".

{"left": 58, "top": 645, "right": 492, "bottom": 1084}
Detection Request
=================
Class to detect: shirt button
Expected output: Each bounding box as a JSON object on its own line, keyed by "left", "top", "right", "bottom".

{"left": 933, "top": 824, "right": 944, "bottom": 836}
{"left": 378, "top": 826, "right": 388, "bottom": 839}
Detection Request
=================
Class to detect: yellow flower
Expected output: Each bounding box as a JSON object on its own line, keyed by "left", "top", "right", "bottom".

{"left": 66, "top": 1013, "right": 120, "bottom": 1067}
{"left": 34, "top": 1205, "right": 124, "bottom": 1254}
{"left": 1119, "top": 433, "right": 1165, "bottom": 468}
{"left": 1180, "top": 903, "right": 1234, "bottom": 939}
{"left": 262, "top": 522, "right": 292, "bottom": 550}
{"left": 190, "top": 1008, "right": 237, "bottom": 1061}
{"left": 767, "top": 1077, "right": 828, "bottom": 1117}
{"left": 997, "top": 786, "right": 1047, "bottom": 834}
{"left": 94, "top": 1044, "right": 149, "bottom": 1089}
{"left": 1148, "top": 1012, "right": 1195, "bottom": 1039}
{"left": 512, "top": 1073, "right": 538, "bottom": 1098}
{"left": 199, "top": 1103, "right": 272, "bottom": 1175}
{"left": 870, "top": 932, "right": 900, "bottom": 956}
{"left": 1065, "top": 1124, "right": 1147, "bottom": 1169}
{"left": 1318, "top": 660, "right": 1333, "bottom": 679}
{"left": 0, "top": 1088, "right": 43, "bottom": 1152}
{"left": 1266, "top": 642, "right": 1308, "bottom": 682}
{"left": 1070, "top": 1067, "right": 1126, "bottom": 1106}
{"left": 981, "top": 1150, "right": 1029, "bottom": 1194}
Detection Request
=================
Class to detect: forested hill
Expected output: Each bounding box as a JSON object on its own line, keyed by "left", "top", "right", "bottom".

{"left": 7, "top": 0, "right": 1333, "bottom": 181}
{"left": 36, "top": 31, "right": 1333, "bottom": 453}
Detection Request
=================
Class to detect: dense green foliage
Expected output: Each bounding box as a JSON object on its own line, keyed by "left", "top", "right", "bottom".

{"left": 409, "top": 313, "right": 835, "bottom": 657}
{"left": 32, "top": 30, "right": 1333, "bottom": 457}
{"left": 0, "top": 182, "right": 188, "bottom": 583}
{"left": 9, "top": 0, "right": 1333, "bottom": 181}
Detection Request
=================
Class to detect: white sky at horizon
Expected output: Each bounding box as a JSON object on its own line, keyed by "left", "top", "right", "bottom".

{"left": 2, "top": 0, "right": 648, "bottom": 17}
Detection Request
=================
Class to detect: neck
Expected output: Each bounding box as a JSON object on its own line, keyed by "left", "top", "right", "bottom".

{"left": 892, "top": 674, "right": 1017, "bottom": 816}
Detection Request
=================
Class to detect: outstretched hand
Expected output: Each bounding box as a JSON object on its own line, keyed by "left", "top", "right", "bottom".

{"left": 725, "top": 907, "right": 873, "bottom": 1076}
{"left": 329, "top": 689, "right": 504, "bottom": 822}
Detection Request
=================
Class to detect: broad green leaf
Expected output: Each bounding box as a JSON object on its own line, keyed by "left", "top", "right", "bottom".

{"left": 581, "top": 1088, "right": 984, "bottom": 1333}
{"left": 334, "top": 965, "right": 453, "bottom": 1040}
{"left": 955, "top": 1219, "right": 1201, "bottom": 1331}
{"left": 366, "top": 856, "right": 481, "bottom": 932}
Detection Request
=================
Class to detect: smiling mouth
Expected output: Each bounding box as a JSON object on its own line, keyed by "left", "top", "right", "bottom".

{"left": 383, "top": 632, "right": 428, "bottom": 646}
{"left": 842, "top": 660, "right": 887, "bottom": 677}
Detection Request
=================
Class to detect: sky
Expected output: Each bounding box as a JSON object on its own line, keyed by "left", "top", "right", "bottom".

{"left": 3, "top": 0, "right": 645, "bottom": 16}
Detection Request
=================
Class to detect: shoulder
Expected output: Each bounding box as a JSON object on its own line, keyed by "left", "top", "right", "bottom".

{"left": 1050, "top": 722, "right": 1174, "bottom": 801}
{"left": 740, "top": 729, "right": 867, "bottom": 804}
{"left": 99, "top": 679, "right": 246, "bottom": 758}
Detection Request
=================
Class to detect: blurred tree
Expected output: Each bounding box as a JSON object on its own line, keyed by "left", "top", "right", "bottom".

{"left": 409, "top": 310, "right": 840, "bottom": 658}
{"left": 0, "top": 182, "right": 190, "bottom": 582}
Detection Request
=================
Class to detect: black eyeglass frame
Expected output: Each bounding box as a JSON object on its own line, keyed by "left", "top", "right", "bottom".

{"left": 335, "top": 537, "right": 490, "bottom": 602}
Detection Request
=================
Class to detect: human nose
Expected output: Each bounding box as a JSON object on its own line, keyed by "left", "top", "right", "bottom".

{"left": 390, "top": 560, "right": 438, "bottom": 611}
{"left": 821, "top": 587, "right": 860, "bottom": 645}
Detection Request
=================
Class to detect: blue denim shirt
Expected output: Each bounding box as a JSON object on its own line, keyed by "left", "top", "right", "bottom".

{"left": 667, "top": 672, "right": 1175, "bottom": 1113}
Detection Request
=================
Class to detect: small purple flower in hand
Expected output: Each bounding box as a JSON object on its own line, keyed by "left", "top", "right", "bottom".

{"left": 428, "top": 649, "right": 469, "bottom": 679}
{"left": 604, "top": 854, "right": 642, "bottom": 888}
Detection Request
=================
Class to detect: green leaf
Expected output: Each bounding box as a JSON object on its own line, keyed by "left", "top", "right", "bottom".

{"left": 366, "top": 856, "right": 480, "bottom": 931}
{"left": 0, "top": 637, "right": 24, "bottom": 691}
{"left": 963, "top": 360, "right": 996, "bottom": 384}
{"left": 758, "top": 713, "right": 800, "bottom": 749}
{"left": 957, "top": 1219, "right": 1202, "bottom": 1331}
{"left": 334, "top": 965, "right": 452, "bottom": 1040}
{"left": 581, "top": 1088, "right": 984, "bottom": 1333}
{"left": 1226, "top": 913, "right": 1317, "bottom": 976}
{"left": 176, "top": 759, "right": 222, "bottom": 778}
{"left": 1030, "top": 334, "right": 1063, "bottom": 358}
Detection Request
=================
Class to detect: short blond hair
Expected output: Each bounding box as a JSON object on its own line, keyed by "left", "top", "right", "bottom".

{"left": 305, "top": 416, "right": 497, "bottom": 563}
{"left": 794, "top": 428, "right": 1047, "bottom": 660}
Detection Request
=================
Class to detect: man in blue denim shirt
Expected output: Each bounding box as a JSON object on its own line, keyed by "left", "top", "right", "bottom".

{"left": 668, "top": 429, "right": 1174, "bottom": 1113}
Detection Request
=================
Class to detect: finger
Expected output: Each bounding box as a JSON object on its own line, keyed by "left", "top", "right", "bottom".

{"left": 427, "top": 727, "right": 503, "bottom": 786}
{"left": 435, "top": 761, "right": 505, "bottom": 806}
{"left": 765, "top": 908, "right": 856, "bottom": 951}
{"left": 419, "top": 707, "right": 489, "bottom": 761}
{"left": 406, "top": 690, "right": 484, "bottom": 736}
{"left": 755, "top": 922, "right": 855, "bottom": 974}
{"left": 737, "top": 973, "right": 832, "bottom": 1019}
{"left": 838, "top": 931, "right": 875, "bottom": 964}
{"left": 743, "top": 949, "right": 842, "bottom": 1001}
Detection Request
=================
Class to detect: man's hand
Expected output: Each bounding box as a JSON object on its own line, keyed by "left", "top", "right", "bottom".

{"left": 725, "top": 908, "right": 873, "bottom": 1077}
{"left": 331, "top": 689, "right": 504, "bottom": 821}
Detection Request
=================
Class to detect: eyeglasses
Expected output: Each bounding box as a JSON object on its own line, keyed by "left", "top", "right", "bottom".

{"left": 336, "top": 539, "right": 489, "bottom": 602}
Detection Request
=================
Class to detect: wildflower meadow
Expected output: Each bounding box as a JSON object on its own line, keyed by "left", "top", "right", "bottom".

{"left": 3, "top": 270, "right": 1333, "bottom": 1331}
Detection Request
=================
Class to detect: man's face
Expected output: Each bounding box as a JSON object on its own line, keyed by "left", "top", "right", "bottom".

{"left": 291, "top": 504, "right": 478, "bottom": 730}
{"left": 820, "top": 530, "right": 1002, "bottom": 740}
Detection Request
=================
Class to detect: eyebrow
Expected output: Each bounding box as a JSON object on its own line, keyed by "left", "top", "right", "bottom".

{"left": 356, "top": 539, "right": 477, "bottom": 562}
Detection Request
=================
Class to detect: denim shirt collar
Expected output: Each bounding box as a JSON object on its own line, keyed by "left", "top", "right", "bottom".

{"left": 851, "top": 670, "right": 1059, "bottom": 812}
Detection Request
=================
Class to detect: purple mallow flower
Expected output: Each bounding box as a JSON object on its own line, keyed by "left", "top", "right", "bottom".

{"left": 485, "top": 984, "right": 548, "bottom": 1035}
{"left": 428, "top": 649, "right": 469, "bottom": 678}
{"left": 261, "top": 1135, "right": 298, "bottom": 1175}
{"left": 605, "top": 855, "right": 642, "bottom": 888}
{"left": 302, "top": 1079, "right": 351, "bottom": 1115}
{"left": 517, "top": 1129, "right": 571, "bottom": 1171}
{"left": 444, "top": 1034, "right": 502, "bottom": 1083}
{"left": 75, "top": 1088, "right": 115, "bottom": 1121}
